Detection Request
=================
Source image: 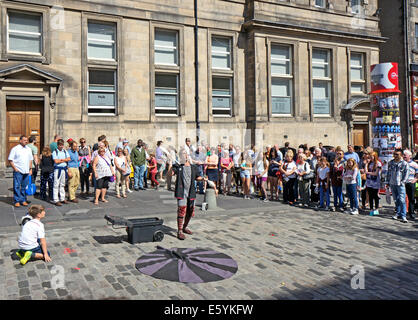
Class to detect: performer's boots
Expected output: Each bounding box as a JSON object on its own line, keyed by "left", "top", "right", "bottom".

{"left": 183, "top": 206, "right": 194, "bottom": 235}
{"left": 177, "top": 206, "right": 187, "bottom": 240}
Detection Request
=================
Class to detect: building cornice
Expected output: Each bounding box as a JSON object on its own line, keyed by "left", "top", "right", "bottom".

{"left": 243, "top": 19, "right": 387, "bottom": 44}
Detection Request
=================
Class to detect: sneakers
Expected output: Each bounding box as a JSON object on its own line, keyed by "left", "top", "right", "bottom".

{"left": 369, "top": 210, "right": 379, "bottom": 216}
{"left": 401, "top": 217, "right": 408, "bottom": 223}
{"left": 20, "top": 251, "right": 32, "bottom": 265}
{"left": 263, "top": 198, "right": 269, "bottom": 203}
{"left": 392, "top": 215, "right": 399, "bottom": 220}
{"left": 127, "top": 189, "right": 133, "bottom": 193}
{"left": 14, "top": 203, "right": 20, "bottom": 207}
{"left": 350, "top": 209, "right": 359, "bottom": 215}
{"left": 16, "top": 250, "right": 23, "bottom": 259}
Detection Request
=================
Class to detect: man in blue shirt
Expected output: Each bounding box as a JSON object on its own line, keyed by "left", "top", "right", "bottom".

{"left": 52, "top": 140, "right": 70, "bottom": 206}
{"left": 68, "top": 141, "right": 80, "bottom": 203}
{"left": 344, "top": 145, "right": 360, "bottom": 164}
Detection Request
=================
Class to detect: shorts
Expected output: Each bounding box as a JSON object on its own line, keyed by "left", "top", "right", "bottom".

{"left": 207, "top": 169, "right": 218, "bottom": 182}
{"left": 97, "top": 176, "right": 110, "bottom": 189}
{"left": 240, "top": 170, "right": 250, "bottom": 179}
{"left": 19, "top": 239, "right": 51, "bottom": 256}
{"left": 268, "top": 169, "right": 279, "bottom": 177}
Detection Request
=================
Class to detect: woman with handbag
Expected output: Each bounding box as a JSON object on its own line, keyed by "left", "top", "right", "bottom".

{"left": 114, "top": 148, "right": 129, "bottom": 198}
{"left": 92, "top": 147, "right": 115, "bottom": 205}
{"left": 78, "top": 138, "right": 91, "bottom": 196}
{"left": 296, "top": 153, "right": 312, "bottom": 207}
{"left": 268, "top": 148, "right": 281, "bottom": 201}
{"left": 280, "top": 150, "right": 297, "bottom": 205}
{"left": 330, "top": 150, "right": 345, "bottom": 212}
{"left": 365, "top": 151, "right": 382, "bottom": 215}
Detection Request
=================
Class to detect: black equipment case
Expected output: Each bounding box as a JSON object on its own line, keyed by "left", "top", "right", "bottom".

{"left": 104, "top": 215, "right": 164, "bottom": 244}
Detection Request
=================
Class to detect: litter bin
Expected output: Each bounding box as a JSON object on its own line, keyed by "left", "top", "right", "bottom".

{"left": 104, "top": 215, "right": 164, "bottom": 244}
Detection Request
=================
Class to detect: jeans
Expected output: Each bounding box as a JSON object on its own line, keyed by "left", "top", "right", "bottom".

{"left": 319, "top": 185, "right": 330, "bottom": 208}
{"left": 390, "top": 184, "right": 407, "bottom": 218}
{"left": 332, "top": 185, "right": 343, "bottom": 208}
{"left": 40, "top": 172, "right": 54, "bottom": 200}
{"left": 13, "top": 171, "right": 30, "bottom": 204}
{"left": 134, "top": 165, "right": 146, "bottom": 189}
{"left": 346, "top": 183, "right": 358, "bottom": 209}
{"left": 143, "top": 167, "right": 148, "bottom": 188}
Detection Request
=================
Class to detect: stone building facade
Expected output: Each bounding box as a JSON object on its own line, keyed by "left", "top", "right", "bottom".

{"left": 0, "top": 0, "right": 383, "bottom": 172}
{"left": 379, "top": 0, "right": 416, "bottom": 149}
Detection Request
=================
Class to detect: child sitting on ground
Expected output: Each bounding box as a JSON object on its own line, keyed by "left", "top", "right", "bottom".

{"left": 17, "top": 204, "right": 52, "bottom": 265}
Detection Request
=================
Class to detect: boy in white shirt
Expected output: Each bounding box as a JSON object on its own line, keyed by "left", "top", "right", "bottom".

{"left": 17, "top": 205, "right": 52, "bottom": 265}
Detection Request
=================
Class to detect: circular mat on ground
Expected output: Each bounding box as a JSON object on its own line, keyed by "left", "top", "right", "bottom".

{"left": 135, "top": 246, "right": 238, "bottom": 283}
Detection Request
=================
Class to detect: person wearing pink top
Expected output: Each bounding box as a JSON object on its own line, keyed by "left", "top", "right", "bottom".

{"left": 148, "top": 154, "right": 159, "bottom": 190}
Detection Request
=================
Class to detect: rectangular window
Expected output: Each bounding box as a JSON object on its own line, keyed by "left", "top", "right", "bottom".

{"left": 88, "top": 69, "right": 117, "bottom": 115}
{"left": 155, "top": 30, "right": 178, "bottom": 66}
{"left": 8, "top": 11, "right": 42, "bottom": 54}
{"left": 212, "top": 77, "right": 232, "bottom": 116}
{"left": 212, "top": 37, "right": 231, "bottom": 69}
{"left": 351, "top": 0, "right": 361, "bottom": 14}
{"left": 271, "top": 45, "right": 293, "bottom": 115}
{"left": 88, "top": 22, "right": 116, "bottom": 60}
{"left": 312, "top": 49, "right": 332, "bottom": 115}
{"left": 350, "top": 52, "right": 365, "bottom": 94}
{"left": 416, "top": 24, "right": 418, "bottom": 49}
{"left": 155, "top": 74, "right": 178, "bottom": 116}
{"left": 314, "top": 0, "right": 326, "bottom": 8}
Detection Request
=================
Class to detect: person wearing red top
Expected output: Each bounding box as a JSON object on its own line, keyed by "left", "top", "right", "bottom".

{"left": 148, "top": 154, "right": 159, "bottom": 190}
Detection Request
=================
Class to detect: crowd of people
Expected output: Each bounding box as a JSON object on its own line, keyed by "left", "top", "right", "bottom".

{"left": 8, "top": 133, "right": 418, "bottom": 262}
{"left": 8, "top": 134, "right": 418, "bottom": 224}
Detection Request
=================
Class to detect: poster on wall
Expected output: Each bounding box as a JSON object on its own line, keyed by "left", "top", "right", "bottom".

{"left": 370, "top": 63, "right": 401, "bottom": 189}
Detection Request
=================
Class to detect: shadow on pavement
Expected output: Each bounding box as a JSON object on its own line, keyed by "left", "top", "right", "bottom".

{"left": 268, "top": 259, "right": 418, "bottom": 300}
{"left": 365, "top": 226, "right": 418, "bottom": 241}
{"left": 93, "top": 235, "right": 128, "bottom": 244}
{"left": 0, "top": 196, "right": 14, "bottom": 206}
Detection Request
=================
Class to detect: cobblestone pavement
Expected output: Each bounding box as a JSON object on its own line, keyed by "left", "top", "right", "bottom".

{"left": 0, "top": 195, "right": 417, "bottom": 300}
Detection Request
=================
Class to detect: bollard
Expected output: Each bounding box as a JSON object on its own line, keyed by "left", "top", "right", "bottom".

{"left": 203, "top": 188, "right": 217, "bottom": 211}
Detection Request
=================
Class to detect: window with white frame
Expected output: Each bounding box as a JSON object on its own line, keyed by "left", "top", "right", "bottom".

{"left": 212, "top": 77, "right": 232, "bottom": 116}
{"left": 350, "top": 52, "right": 365, "bottom": 94}
{"left": 312, "top": 49, "right": 332, "bottom": 115}
{"left": 154, "top": 30, "right": 178, "bottom": 66}
{"left": 314, "top": 0, "right": 326, "bottom": 8}
{"left": 351, "top": 0, "right": 362, "bottom": 14}
{"left": 7, "top": 11, "right": 42, "bottom": 54}
{"left": 155, "top": 74, "right": 178, "bottom": 116}
{"left": 271, "top": 45, "right": 293, "bottom": 115}
{"left": 212, "top": 37, "right": 231, "bottom": 69}
{"left": 88, "top": 22, "right": 116, "bottom": 60}
{"left": 88, "top": 69, "right": 117, "bottom": 115}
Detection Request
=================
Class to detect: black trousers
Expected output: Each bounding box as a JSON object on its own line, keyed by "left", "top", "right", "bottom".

{"left": 366, "top": 187, "right": 379, "bottom": 210}
{"left": 79, "top": 167, "right": 90, "bottom": 193}
{"left": 283, "top": 178, "right": 296, "bottom": 203}
{"left": 405, "top": 183, "right": 416, "bottom": 216}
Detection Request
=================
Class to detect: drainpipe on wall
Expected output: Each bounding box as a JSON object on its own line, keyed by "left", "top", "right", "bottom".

{"left": 194, "top": 0, "right": 200, "bottom": 145}
{"left": 404, "top": 0, "right": 412, "bottom": 148}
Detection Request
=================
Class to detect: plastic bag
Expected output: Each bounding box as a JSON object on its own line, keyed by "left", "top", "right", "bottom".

{"left": 385, "top": 187, "right": 392, "bottom": 205}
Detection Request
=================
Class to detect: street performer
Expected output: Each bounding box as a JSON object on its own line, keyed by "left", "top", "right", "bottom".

{"left": 172, "top": 147, "right": 207, "bottom": 240}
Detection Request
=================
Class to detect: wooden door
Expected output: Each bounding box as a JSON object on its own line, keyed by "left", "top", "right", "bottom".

{"left": 352, "top": 124, "right": 369, "bottom": 148}
{"left": 6, "top": 100, "right": 43, "bottom": 166}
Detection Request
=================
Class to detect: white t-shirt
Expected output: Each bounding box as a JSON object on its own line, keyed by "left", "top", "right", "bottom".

{"left": 317, "top": 166, "right": 330, "bottom": 181}
{"left": 297, "top": 162, "right": 311, "bottom": 175}
{"left": 115, "top": 156, "right": 126, "bottom": 169}
{"left": 8, "top": 144, "right": 33, "bottom": 174}
{"left": 256, "top": 159, "right": 268, "bottom": 177}
{"left": 18, "top": 219, "right": 45, "bottom": 250}
{"left": 282, "top": 161, "right": 297, "bottom": 180}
